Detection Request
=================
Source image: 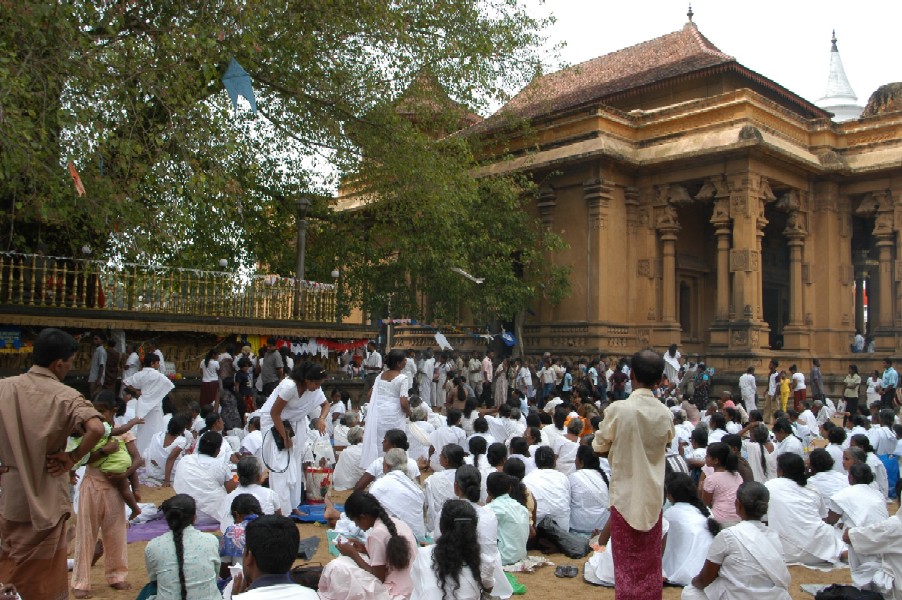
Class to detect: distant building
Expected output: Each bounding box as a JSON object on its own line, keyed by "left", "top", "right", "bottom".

{"left": 815, "top": 31, "right": 864, "bottom": 122}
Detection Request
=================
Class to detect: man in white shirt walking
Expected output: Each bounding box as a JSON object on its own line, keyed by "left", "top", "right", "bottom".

{"left": 738, "top": 366, "right": 758, "bottom": 415}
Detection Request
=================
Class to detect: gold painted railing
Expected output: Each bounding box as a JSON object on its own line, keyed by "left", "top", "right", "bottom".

{"left": 0, "top": 253, "right": 337, "bottom": 322}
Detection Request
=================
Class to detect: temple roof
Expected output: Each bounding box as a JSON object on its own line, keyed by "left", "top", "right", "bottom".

{"left": 818, "top": 31, "right": 858, "bottom": 103}
{"left": 471, "top": 21, "right": 829, "bottom": 135}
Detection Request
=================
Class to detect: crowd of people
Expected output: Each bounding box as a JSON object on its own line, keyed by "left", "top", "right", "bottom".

{"left": 4, "top": 330, "right": 902, "bottom": 600}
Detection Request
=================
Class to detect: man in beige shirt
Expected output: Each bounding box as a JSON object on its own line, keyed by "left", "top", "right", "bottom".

{"left": 0, "top": 328, "right": 105, "bottom": 600}
{"left": 593, "top": 349, "right": 674, "bottom": 600}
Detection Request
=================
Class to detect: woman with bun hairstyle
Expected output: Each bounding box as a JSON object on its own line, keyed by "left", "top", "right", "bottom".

{"left": 764, "top": 453, "right": 844, "bottom": 566}
{"left": 258, "top": 361, "right": 328, "bottom": 515}
{"left": 681, "top": 482, "right": 791, "bottom": 600}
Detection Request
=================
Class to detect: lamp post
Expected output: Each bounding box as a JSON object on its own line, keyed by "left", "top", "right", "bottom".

{"left": 331, "top": 268, "right": 340, "bottom": 323}
{"left": 295, "top": 196, "right": 311, "bottom": 318}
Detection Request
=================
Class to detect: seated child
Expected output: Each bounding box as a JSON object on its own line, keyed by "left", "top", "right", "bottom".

{"left": 68, "top": 391, "right": 144, "bottom": 519}
{"left": 219, "top": 493, "right": 263, "bottom": 578}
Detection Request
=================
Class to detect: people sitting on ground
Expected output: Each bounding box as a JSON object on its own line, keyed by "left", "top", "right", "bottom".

{"left": 143, "top": 494, "right": 222, "bottom": 600}
{"left": 523, "top": 446, "right": 571, "bottom": 530}
{"left": 772, "top": 418, "right": 804, "bottom": 458}
{"left": 410, "top": 500, "right": 493, "bottom": 600}
{"left": 872, "top": 409, "right": 900, "bottom": 497}
{"left": 370, "top": 448, "right": 427, "bottom": 542}
{"left": 826, "top": 426, "right": 848, "bottom": 473}
{"left": 662, "top": 472, "right": 719, "bottom": 586}
{"left": 333, "top": 411, "right": 357, "bottom": 451}
{"left": 806, "top": 448, "right": 849, "bottom": 503}
{"left": 849, "top": 433, "right": 889, "bottom": 498}
{"left": 722, "top": 434, "right": 754, "bottom": 483}
{"left": 406, "top": 405, "right": 435, "bottom": 465}
{"left": 354, "top": 430, "right": 421, "bottom": 491}
{"left": 219, "top": 493, "right": 262, "bottom": 577}
{"left": 429, "top": 409, "right": 467, "bottom": 472}
{"left": 552, "top": 418, "right": 582, "bottom": 476}
{"left": 825, "top": 463, "right": 888, "bottom": 589}
{"left": 319, "top": 491, "right": 417, "bottom": 600}
{"left": 681, "top": 482, "right": 791, "bottom": 600}
{"left": 507, "top": 437, "right": 536, "bottom": 475}
{"left": 424, "top": 444, "right": 466, "bottom": 535}
{"left": 843, "top": 479, "right": 902, "bottom": 597}
{"left": 332, "top": 426, "right": 365, "bottom": 491}
{"left": 699, "top": 442, "right": 743, "bottom": 527}
{"left": 568, "top": 444, "right": 610, "bottom": 536}
{"left": 219, "top": 456, "right": 283, "bottom": 533}
{"left": 764, "top": 453, "right": 845, "bottom": 566}
{"left": 467, "top": 416, "right": 497, "bottom": 450}
{"left": 486, "top": 472, "right": 531, "bottom": 566}
{"left": 230, "top": 514, "right": 319, "bottom": 599}
{"left": 240, "top": 416, "right": 264, "bottom": 457}
{"left": 172, "top": 431, "right": 238, "bottom": 525}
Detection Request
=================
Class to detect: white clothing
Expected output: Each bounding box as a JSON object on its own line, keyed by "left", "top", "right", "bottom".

{"left": 662, "top": 503, "right": 713, "bottom": 586}
{"left": 144, "top": 431, "right": 188, "bottom": 484}
{"left": 585, "top": 518, "right": 669, "bottom": 586}
{"left": 424, "top": 469, "right": 457, "bottom": 535}
{"left": 738, "top": 373, "right": 757, "bottom": 413}
{"left": 507, "top": 453, "right": 536, "bottom": 475}
{"left": 774, "top": 435, "right": 804, "bottom": 458}
{"left": 568, "top": 469, "right": 610, "bottom": 534}
{"left": 663, "top": 350, "right": 681, "bottom": 385}
{"left": 467, "top": 500, "right": 513, "bottom": 600}
{"left": 153, "top": 349, "right": 166, "bottom": 373}
{"left": 866, "top": 452, "right": 890, "bottom": 498}
{"left": 553, "top": 437, "right": 579, "bottom": 476}
{"left": 484, "top": 415, "right": 510, "bottom": 446}
{"left": 826, "top": 443, "right": 846, "bottom": 473}
{"left": 420, "top": 358, "right": 435, "bottom": 407}
{"left": 360, "top": 373, "right": 409, "bottom": 468}
{"left": 370, "top": 470, "right": 427, "bottom": 542}
{"left": 200, "top": 359, "right": 220, "bottom": 382}
{"left": 331, "top": 444, "right": 365, "bottom": 491}
{"left": 828, "top": 484, "right": 889, "bottom": 589}
{"left": 234, "top": 583, "right": 318, "bottom": 599}
{"left": 743, "top": 441, "right": 776, "bottom": 483}
{"left": 428, "top": 425, "right": 466, "bottom": 471}
{"left": 411, "top": 546, "right": 488, "bottom": 600}
{"left": 791, "top": 372, "right": 806, "bottom": 392}
{"left": 365, "top": 457, "right": 420, "bottom": 483}
{"left": 407, "top": 421, "right": 435, "bottom": 463}
{"left": 123, "top": 367, "right": 175, "bottom": 455}
{"left": 241, "top": 430, "right": 264, "bottom": 457}
{"left": 798, "top": 409, "right": 818, "bottom": 434}
{"left": 402, "top": 358, "right": 418, "bottom": 392}
{"left": 124, "top": 352, "right": 140, "bottom": 379}
{"left": 708, "top": 429, "right": 726, "bottom": 444}
{"left": 524, "top": 468, "right": 571, "bottom": 530}
{"left": 866, "top": 376, "right": 881, "bottom": 406}
{"left": 173, "top": 453, "right": 231, "bottom": 524}
{"left": 220, "top": 484, "right": 283, "bottom": 532}
{"left": 808, "top": 470, "right": 849, "bottom": 503}
{"left": 847, "top": 512, "right": 902, "bottom": 598}
{"left": 680, "top": 520, "right": 791, "bottom": 600}
{"left": 363, "top": 350, "right": 383, "bottom": 372}
{"left": 764, "top": 477, "right": 844, "bottom": 564}
{"left": 872, "top": 426, "right": 898, "bottom": 455}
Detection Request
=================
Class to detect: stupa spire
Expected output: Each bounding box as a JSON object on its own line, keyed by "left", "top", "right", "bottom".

{"left": 815, "top": 30, "right": 863, "bottom": 121}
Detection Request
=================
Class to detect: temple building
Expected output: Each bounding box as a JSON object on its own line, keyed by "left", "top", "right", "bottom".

{"left": 462, "top": 12, "right": 902, "bottom": 377}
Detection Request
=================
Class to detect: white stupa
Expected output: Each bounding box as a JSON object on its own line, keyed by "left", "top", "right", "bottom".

{"left": 815, "top": 31, "right": 863, "bottom": 121}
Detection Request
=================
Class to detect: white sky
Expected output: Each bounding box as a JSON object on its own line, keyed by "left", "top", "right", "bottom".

{"left": 524, "top": 0, "right": 902, "bottom": 106}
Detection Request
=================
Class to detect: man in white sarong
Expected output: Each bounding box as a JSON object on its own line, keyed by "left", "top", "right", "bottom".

{"left": 370, "top": 449, "right": 426, "bottom": 542}
{"left": 123, "top": 353, "right": 175, "bottom": 455}
{"left": 173, "top": 432, "right": 237, "bottom": 524}
{"left": 523, "top": 448, "right": 571, "bottom": 530}
{"left": 845, "top": 506, "right": 902, "bottom": 598}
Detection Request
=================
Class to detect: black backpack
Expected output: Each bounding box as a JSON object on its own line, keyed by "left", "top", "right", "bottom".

{"left": 815, "top": 584, "right": 884, "bottom": 600}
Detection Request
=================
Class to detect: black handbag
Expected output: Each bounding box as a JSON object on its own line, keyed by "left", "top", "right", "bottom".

{"left": 290, "top": 562, "right": 324, "bottom": 590}
{"left": 270, "top": 420, "right": 295, "bottom": 451}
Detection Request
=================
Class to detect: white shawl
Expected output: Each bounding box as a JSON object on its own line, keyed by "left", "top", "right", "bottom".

{"left": 370, "top": 470, "right": 427, "bottom": 542}
{"left": 661, "top": 503, "right": 713, "bottom": 586}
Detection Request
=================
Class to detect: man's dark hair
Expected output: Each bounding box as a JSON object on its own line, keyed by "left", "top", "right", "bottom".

{"left": 630, "top": 349, "right": 665, "bottom": 387}
{"left": 144, "top": 352, "right": 160, "bottom": 368}
{"left": 33, "top": 328, "right": 79, "bottom": 367}
{"left": 245, "top": 515, "right": 300, "bottom": 575}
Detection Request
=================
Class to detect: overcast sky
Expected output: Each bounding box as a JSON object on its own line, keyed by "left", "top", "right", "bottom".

{"left": 523, "top": 0, "right": 901, "bottom": 107}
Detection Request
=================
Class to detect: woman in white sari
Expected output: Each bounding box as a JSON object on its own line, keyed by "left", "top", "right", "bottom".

{"left": 568, "top": 445, "right": 610, "bottom": 535}
{"left": 259, "top": 362, "right": 329, "bottom": 516}
{"left": 523, "top": 446, "right": 571, "bottom": 531}
{"left": 663, "top": 473, "right": 717, "bottom": 586}
{"left": 764, "top": 453, "right": 844, "bottom": 565}
{"left": 144, "top": 415, "right": 189, "bottom": 486}
{"left": 743, "top": 423, "right": 776, "bottom": 483}
{"left": 370, "top": 449, "right": 427, "bottom": 542}
{"left": 361, "top": 350, "right": 410, "bottom": 469}
{"left": 807, "top": 448, "right": 849, "bottom": 502}
{"left": 123, "top": 352, "right": 175, "bottom": 455}
{"left": 682, "top": 482, "right": 791, "bottom": 600}
{"left": 172, "top": 431, "right": 238, "bottom": 524}
{"left": 826, "top": 463, "right": 889, "bottom": 588}
{"left": 424, "top": 444, "right": 465, "bottom": 535}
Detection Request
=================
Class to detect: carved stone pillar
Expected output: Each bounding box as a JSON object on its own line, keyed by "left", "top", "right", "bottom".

{"left": 709, "top": 196, "right": 732, "bottom": 321}
{"left": 585, "top": 178, "right": 612, "bottom": 322}
{"left": 781, "top": 209, "right": 809, "bottom": 350}
{"left": 537, "top": 186, "right": 557, "bottom": 230}
{"left": 659, "top": 226, "right": 680, "bottom": 323}
{"left": 876, "top": 234, "right": 894, "bottom": 331}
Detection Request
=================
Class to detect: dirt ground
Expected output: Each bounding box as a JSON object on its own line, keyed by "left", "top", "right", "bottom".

{"left": 78, "top": 485, "right": 862, "bottom": 599}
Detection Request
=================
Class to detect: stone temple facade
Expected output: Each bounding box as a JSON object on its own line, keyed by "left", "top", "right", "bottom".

{"left": 463, "top": 17, "right": 902, "bottom": 380}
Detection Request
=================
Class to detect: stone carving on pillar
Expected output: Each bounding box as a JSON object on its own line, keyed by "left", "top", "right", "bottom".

{"left": 584, "top": 178, "right": 613, "bottom": 231}
{"left": 784, "top": 210, "right": 808, "bottom": 237}
{"left": 625, "top": 187, "right": 640, "bottom": 233}
{"left": 656, "top": 203, "right": 680, "bottom": 230}
{"left": 696, "top": 175, "right": 728, "bottom": 203}
{"left": 658, "top": 184, "right": 693, "bottom": 206}
{"left": 537, "top": 186, "right": 557, "bottom": 229}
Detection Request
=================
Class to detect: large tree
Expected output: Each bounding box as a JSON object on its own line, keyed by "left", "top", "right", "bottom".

{"left": 1, "top": 0, "right": 567, "bottom": 329}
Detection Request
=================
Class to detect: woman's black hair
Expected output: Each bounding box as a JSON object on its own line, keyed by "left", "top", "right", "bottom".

{"left": 808, "top": 448, "right": 834, "bottom": 474}
{"left": 709, "top": 413, "right": 726, "bottom": 431}
{"left": 575, "top": 443, "right": 609, "bottom": 487}
{"left": 533, "top": 445, "right": 555, "bottom": 469}
{"left": 441, "top": 444, "right": 465, "bottom": 469}
{"left": 344, "top": 492, "right": 411, "bottom": 571}
{"left": 777, "top": 452, "right": 808, "bottom": 487}
{"left": 503, "top": 457, "right": 526, "bottom": 481}
{"left": 706, "top": 442, "right": 738, "bottom": 473}
{"left": 473, "top": 417, "right": 489, "bottom": 434}
{"left": 167, "top": 415, "right": 188, "bottom": 437}
{"left": 384, "top": 429, "right": 410, "bottom": 451}
{"left": 463, "top": 398, "right": 477, "bottom": 419}
{"left": 749, "top": 424, "right": 770, "bottom": 475}
{"left": 290, "top": 361, "right": 327, "bottom": 385}
{"left": 204, "top": 349, "right": 216, "bottom": 367}
{"left": 161, "top": 494, "right": 196, "bottom": 600}
{"left": 455, "top": 465, "right": 482, "bottom": 503}
{"left": 446, "top": 409, "right": 462, "bottom": 427}
{"left": 850, "top": 433, "right": 876, "bottom": 454}
{"left": 691, "top": 427, "right": 708, "bottom": 448}
{"left": 199, "top": 412, "right": 221, "bottom": 436}
{"left": 509, "top": 436, "right": 529, "bottom": 456}
{"left": 197, "top": 431, "right": 222, "bottom": 457}
{"left": 525, "top": 426, "right": 542, "bottom": 446}
{"left": 827, "top": 427, "right": 847, "bottom": 445}
{"left": 772, "top": 418, "right": 794, "bottom": 435}
{"left": 433, "top": 500, "right": 484, "bottom": 600}
{"left": 486, "top": 471, "right": 512, "bottom": 499}
{"left": 487, "top": 443, "right": 507, "bottom": 467}
{"left": 665, "top": 472, "right": 720, "bottom": 535}
{"left": 385, "top": 349, "right": 406, "bottom": 371}
{"left": 468, "top": 436, "right": 487, "bottom": 468}
{"left": 230, "top": 493, "right": 263, "bottom": 518}
{"left": 736, "top": 481, "right": 769, "bottom": 520}
{"left": 92, "top": 390, "right": 118, "bottom": 412}
{"left": 848, "top": 462, "right": 875, "bottom": 486}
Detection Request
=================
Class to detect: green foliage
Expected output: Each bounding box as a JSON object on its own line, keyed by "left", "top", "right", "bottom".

{"left": 0, "top": 0, "right": 565, "bottom": 324}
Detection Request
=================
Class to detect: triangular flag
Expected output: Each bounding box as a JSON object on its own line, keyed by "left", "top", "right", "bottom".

{"left": 221, "top": 57, "right": 257, "bottom": 115}
{"left": 67, "top": 161, "right": 85, "bottom": 196}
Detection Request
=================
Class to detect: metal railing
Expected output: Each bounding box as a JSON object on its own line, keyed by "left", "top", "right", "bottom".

{"left": 0, "top": 253, "right": 337, "bottom": 322}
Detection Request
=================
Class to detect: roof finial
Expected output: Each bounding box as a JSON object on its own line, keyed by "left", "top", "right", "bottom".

{"left": 831, "top": 29, "right": 838, "bottom": 51}
{"left": 687, "top": 3, "right": 694, "bottom": 22}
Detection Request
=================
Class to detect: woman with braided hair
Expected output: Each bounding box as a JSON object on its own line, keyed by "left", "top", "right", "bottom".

{"left": 319, "top": 491, "right": 417, "bottom": 600}
{"left": 410, "top": 500, "right": 491, "bottom": 600}
{"left": 143, "top": 494, "right": 220, "bottom": 599}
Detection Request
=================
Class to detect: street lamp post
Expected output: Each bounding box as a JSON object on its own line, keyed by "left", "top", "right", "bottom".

{"left": 295, "top": 196, "right": 311, "bottom": 318}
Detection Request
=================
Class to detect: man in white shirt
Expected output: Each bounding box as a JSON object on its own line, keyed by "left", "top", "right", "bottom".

{"left": 853, "top": 331, "right": 865, "bottom": 353}
{"left": 738, "top": 366, "right": 757, "bottom": 415}
{"left": 789, "top": 364, "right": 806, "bottom": 412}
{"left": 362, "top": 341, "right": 382, "bottom": 399}
{"left": 468, "top": 352, "right": 484, "bottom": 399}
{"left": 402, "top": 350, "right": 418, "bottom": 396}
{"left": 765, "top": 359, "right": 779, "bottom": 424}
{"left": 419, "top": 351, "right": 436, "bottom": 407}
{"left": 481, "top": 351, "right": 495, "bottom": 406}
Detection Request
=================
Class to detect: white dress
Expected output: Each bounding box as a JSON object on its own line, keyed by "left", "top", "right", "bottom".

{"left": 808, "top": 470, "right": 849, "bottom": 503}
{"left": 585, "top": 518, "right": 669, "bottom": 586}
{"left": 743, "top": 441, "right": 776, "bottom": 483}
{"left": 662, "top": 503, "right": 713, "bottom": 586}
{"left": 407, "top": 421, "right": 435, "bottom": 462}
{"left": 424, "top": 469, "right": 457, "bottom": 535}
{"left": 360, "top": 373, "right": 409, "bottom": 468}
{"left": 847, "top": 512, "right": 902, "bottom": 598}
{"left": 219, "top": 484, "right": 283, "bottom": 532}
{"left": 428, "top": 425, "right": 467, "bottom": 472}
{"left": 332, "top": 444, "right": 365, "bottom": 491}
{"left": 663, "top": 351, "right": 681, "bottom": 385}
{"left": 411, "top": 546, "right": 488, "bottom": 600}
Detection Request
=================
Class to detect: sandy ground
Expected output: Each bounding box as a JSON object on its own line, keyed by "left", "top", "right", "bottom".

{"left": 76, "top": 485, "right": 864, "bottom": 600}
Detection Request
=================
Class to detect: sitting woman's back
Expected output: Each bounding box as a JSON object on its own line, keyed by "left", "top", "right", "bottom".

{"left": 144, "top": 494, "right": 221, "bottom": 600}
{"left": 661, "top": 473, "right": 717, "bottom": 586}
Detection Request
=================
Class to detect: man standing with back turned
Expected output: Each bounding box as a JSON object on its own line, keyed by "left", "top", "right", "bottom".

{"left": 593, "top": 349, "right": 674, "bottom": 600}
{"left": 0, "top": 328, "right": 106, "bottom": 600}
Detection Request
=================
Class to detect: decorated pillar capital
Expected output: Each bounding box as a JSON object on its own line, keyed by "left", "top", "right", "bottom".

{"left": 537, "top": 186, "right": 557, "bottom": 229}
